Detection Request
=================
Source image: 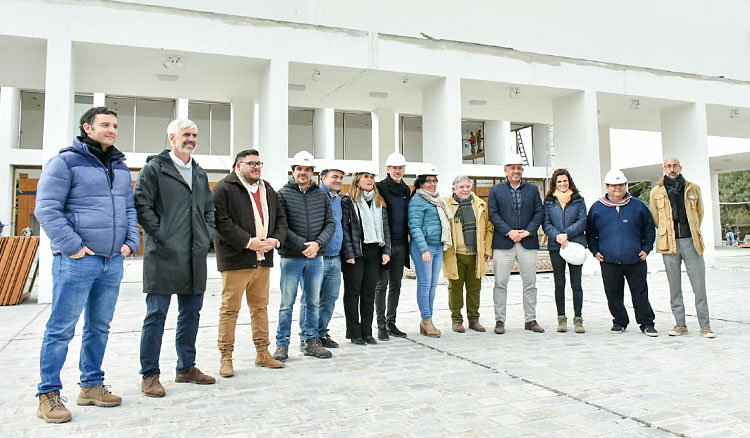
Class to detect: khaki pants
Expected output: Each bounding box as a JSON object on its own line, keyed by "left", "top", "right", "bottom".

{"left": 218, "top": 267, "right": 271, "bottom": 355}
{"left": 448, "top": 253, "right": 481, "bottom": 323}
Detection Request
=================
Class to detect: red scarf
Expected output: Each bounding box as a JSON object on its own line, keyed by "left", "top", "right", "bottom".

{"left": 598, "top": 193, "right": 632, "bottom": 207}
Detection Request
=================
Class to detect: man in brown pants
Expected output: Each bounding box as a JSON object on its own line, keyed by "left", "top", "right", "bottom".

{"left": 212, "top": 149, "right": 288, "bottom": 376}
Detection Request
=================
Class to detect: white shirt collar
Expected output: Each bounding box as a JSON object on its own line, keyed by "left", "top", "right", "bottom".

{"left": 237, "top": 173, "right": 260, "bottom": 193}
{"left": 169, "top": 151, "right": 192, "bottom": 170}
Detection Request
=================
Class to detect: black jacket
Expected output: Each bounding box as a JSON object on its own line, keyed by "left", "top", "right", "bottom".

{"left": 340, "top": 195, "right": 391, "bottom": 261}
{"left": 375, "top": 176, "right": 411, "bottom": 269}
{"left": 134, "top": 150, "right": 215, "bottom": 295}
{"left": 212, "top": 172, "right": 287, "bottom": 271}
{"left": 277, "top": 180, "right": 336, "bottom": 257}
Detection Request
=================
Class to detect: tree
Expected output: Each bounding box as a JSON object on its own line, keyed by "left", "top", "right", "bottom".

{"left": 719, "top": 170, "right": 750, "bottom": 227}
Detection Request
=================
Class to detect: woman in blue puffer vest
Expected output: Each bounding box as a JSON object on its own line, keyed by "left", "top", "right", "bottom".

{"left": 408, "top": 165, "right": 453, "bottom": 338}
{"left": 543, "top": 169, "right": 587, "bottom": 334}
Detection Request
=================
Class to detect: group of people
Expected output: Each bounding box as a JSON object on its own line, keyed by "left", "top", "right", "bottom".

{"left": 32, "top": 106, "right": 716, "bottom": 425}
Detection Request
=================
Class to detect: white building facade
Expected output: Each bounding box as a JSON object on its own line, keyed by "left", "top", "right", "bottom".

{"left": 1, "top": 0, "right": 750, "bottom": 302}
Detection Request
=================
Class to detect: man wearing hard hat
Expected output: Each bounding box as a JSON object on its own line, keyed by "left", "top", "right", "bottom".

{"left": 487, "top": 153, "right": 545, "bottom": 334}
{"left": 374, "top": 152, "right": 411, "bottom": 340}
{"left": 273, "top": 151, "right": 336, "bottom": 361}
{"left": 587, "top": 169, "right": 657, "bottom": 336}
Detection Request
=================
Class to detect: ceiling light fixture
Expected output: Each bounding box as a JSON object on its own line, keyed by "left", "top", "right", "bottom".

{"left": 288, "top": 84, "right": 306, "bottom": 91}
{"left": 157, "top": 74, "right": 179, "bottom": 82}
{"left": 729, "top": 109, "right": 740, "bottom": 119}
{"left": 469, "top": 100, "right": 487, "bottom": 106}
{"left": 402, "top": 78, "right": 410, "bottom": 88}
{"left": 311, "top": 69, "right": 321, "bottom": 81}
{"left": 508, "top": 87, "right": 521, "bottom": 99}
{"left": 630, "top": 99, "right": 641, "bottom": 110}
{"left": 162, "top": 56, "right": 184, "bottom": 69}
{"left": 369, "top": 91, "right": 388, "bottom": 99}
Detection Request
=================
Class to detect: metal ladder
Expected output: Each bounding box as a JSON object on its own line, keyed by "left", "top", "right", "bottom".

{"left": 515, "top": 130, "right": 530, "bottom": 166}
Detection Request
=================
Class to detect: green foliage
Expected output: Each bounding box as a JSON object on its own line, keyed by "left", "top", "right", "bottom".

{"left": 629, "top": 180, "right": 652, "bottom": 204}
{"left": 719, "top": 170, "right": 750, "bottom": 226}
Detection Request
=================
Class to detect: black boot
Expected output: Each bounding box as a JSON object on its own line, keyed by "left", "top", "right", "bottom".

{"left": 387, "top": 322, "right": 407, "bottom": 337}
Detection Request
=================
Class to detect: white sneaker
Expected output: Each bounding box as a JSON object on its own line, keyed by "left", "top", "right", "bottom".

{"left": 668, "top": 325, "right": 688, "bottom": 336}
{"left": 701, "top": 327, "right": 716, "bottom": 338}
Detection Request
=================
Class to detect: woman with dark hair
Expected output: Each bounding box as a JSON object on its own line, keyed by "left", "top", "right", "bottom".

{"left": 408, "top": 164, "right": 453, "bottom": 337}
{"left": 543, "top": 168, "right": 587, "bottom": 333}
{"left": 341, "top": 169, "right": 391, "bottom": 345}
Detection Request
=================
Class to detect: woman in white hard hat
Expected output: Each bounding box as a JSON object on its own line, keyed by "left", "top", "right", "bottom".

{"left": 543, "top": 169, "right": 587, "bottom": 333}
{"left": 408, "top": 164, "right": 453, "bottom": 337}
{"left": 340, "top": 168, "right": 391, "bottom": 345}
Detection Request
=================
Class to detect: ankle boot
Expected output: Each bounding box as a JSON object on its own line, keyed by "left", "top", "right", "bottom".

{"left": 219, "top": 355, "right": 234, "bottom": 378}
{"left": 557, "top": 315, "right": 568, "bottom": 333}
{"left": 421, "top": 318, "right": 441, "bottom": 338}
{"left": 573, "top": 316, "right": 585, "bottom": 333}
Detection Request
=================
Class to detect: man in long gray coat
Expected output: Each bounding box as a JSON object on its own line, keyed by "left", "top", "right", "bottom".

{"left": 134, "top": 119, "right": 216, "bottom": 398}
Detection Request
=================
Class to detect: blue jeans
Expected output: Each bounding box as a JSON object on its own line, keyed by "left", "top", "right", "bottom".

{"left": 140, "top": 293, "right": 204, "bottom": 377}
{"left": 37, "top": 254, "right": 124, "bottom": 395}
{"left": 410, "top": 241, "right": 443, "bottom": 319}
{"left": 300, "top": 256, "right": 341, "bottom": 338}
{"left": 276, "top": 256, "right": 324, "bottom": 345}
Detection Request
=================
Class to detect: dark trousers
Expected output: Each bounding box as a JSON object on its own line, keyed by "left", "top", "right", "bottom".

{"left": 140, "top": 293, "right": 204, "bottom": 377}
{"left": 375, "top": 240, "right": 407, "bottom": 327}
{"left": 342, "top": 243, "right": 381, "bottom": 339}
{"left": 600, "top": 261, "right": 655, "bottom": 329}
{"left": 549, "top": 250, "right": 583, "bottom": 317}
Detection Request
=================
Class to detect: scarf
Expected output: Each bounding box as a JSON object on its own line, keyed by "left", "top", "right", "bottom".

{"left": 452, "top": 193, "right": 477, "bottom": 253}
{"left": 357, "top": 190, "right": 384, "bottom": 246}
{"left": 553, "top": 189, "right": 572, "bottom": 210}
{"left": 81, "top": 136, "right": 115, "bottom": 182}
{"left": 663, "top": 174, "right": 687, "bottom": 222}
{"left": 598, "top": 193, "right": 632, "bottom": 208}
{"left": 381, "top": 175, "right": 409, "bottom": 197}
{"left": 238, "top": 174, "right": 270, "bottom": 261}
{"left": 416, "top": 188, "right": 453, "bottom": 248}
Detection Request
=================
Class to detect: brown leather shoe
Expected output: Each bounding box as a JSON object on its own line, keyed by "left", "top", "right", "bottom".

{"left": 452, "top": 322, "right": 465, "bottom": 333}
{"left": 76, "top": 384, "right": 121, "bottom": 407}
{"left": 468, "top": 321, "right": 486, "bottom": 332}
{"left": 255, "top": 350, "right": 284, "bottom": 368}
{"left": 175, "top": 366, "right": 216, "bottom": 385}
{"left": 493, "top": 320, "right": 505, "bottom": 334}
{"left": 524, "top": 320, "right": 545, "bottom": 333}
{"left": 141, "top": 375, "right": 166, "bottom": 398}
{"left": 37, "top": 391, "right": 72, "bottom": 423}
{"left": 219, "top": 356, "right": 234, "bottom": 378}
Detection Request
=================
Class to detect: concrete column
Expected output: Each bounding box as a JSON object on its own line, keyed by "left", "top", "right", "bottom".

{"left": 93, "top": 92, "right": 105, "bottom": 107}
{"left": 259, "top": 59, "right": 289, "bottom": 189}
{"left": 313, "top": 108, "right": 334, "bottom": 159}
{"left": 370, "top": 111, "right": 379, "bottom": 164}
{"left": 661, "top": 102, "right": 715, "bottom": 265}
{"left": 253, "top": 102, "right": 260, "bottom": 150}
{"left": 484, "top": 120, "right": 514, "bottom": 166}
{"left": 552, "top": 90, "right": 601, "bottom": 208}
{"left": 598, "top": 124, "right": 612, "bottom": 189}
{"left": 176, "top": 98, "right": 189, "bottom": 120}
{"left": 532, "top": 124, "right": 551, "bottom": 170}
{"left": 230, "top": 97, "right": 254, "bottom": 162}
{"left": 710, "top": 170, "right": 721, "bottom": 246}
{"left": 0, "top": 87, "right": 20, "bottom": 236}
{"left": 422, "top": 76, "right": 462, "bottom": 195}
{"left": 373, "top": 108, "right": 397, "bottom": 176}
{"left": 39, "top": 38, "right": 76, "bottom": 304}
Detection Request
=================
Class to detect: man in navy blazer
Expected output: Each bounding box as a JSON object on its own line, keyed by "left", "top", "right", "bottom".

{"left": 487, "top": 153, "right": 545, "bottom": 334}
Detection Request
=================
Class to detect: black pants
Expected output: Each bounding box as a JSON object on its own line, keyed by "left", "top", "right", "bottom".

{"left": 342, "top": 243, "right": 381, "bottom": 339}
{"left": 549, "top": 250, "right": 583, "bottom": 317}
{"left": 600, "top": 260, "right": 655, "bottom": 329}
{"left": 374, "top": 240, "right": 408, "bottom": 327}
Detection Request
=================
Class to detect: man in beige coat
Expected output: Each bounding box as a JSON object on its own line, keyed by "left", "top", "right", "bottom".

{"left": 649, "top": 157, "right": 715, "bottom": 338}
{"left": 442, "top": 176, "right": 494, "bottom": 333}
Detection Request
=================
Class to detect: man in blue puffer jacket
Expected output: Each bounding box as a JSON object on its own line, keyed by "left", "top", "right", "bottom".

{"left": 587, "top": 169, "right": 657, "bottom": 337}
{"left": 34, "top": 107, "right": 139, "bottom": 423}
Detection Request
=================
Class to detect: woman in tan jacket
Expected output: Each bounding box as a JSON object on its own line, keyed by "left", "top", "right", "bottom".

{"left": 442, "top": 176, "right": 494, "bottom": 333}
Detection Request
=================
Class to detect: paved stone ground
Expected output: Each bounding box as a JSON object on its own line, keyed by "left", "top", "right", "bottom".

{"left": 1, "top": 248, "right": 749, "bottom": 438}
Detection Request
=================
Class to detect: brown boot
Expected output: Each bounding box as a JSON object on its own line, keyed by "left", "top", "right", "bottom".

{"left": 494, "top": 320, "right": 505, "bottom": 334}
{"left": 219, "top": 356, "right": 234, "bottom": 378}
{"left": 452, "top": 322, "right": 465, "bottom": 333}
{"left": 524, "top": 320, "right": 545, "bottom": 333}
{"left": 421, "top": 318, "right": 441, "bottom": 338}
{"left": 76, "top": 384, "right": 121, "bottom": 407}
{"left": 141, "top": 375, "right": 166, "bottom": 398}
{"left": 37, "top": 391, "right": 72, "bottom": 423}
{"left": 255, "top": 350, "right": 285, "bottom": 368}
{"left": 468, "top": 321, "right": 486, "bottom": 332}
{"left": 175, "top": 366, "right": 216, "bottom": 385}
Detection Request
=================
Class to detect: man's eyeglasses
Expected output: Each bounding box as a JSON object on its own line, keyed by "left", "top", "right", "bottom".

{"left": 239, "top": 161, "right": 263, "bottom": 169}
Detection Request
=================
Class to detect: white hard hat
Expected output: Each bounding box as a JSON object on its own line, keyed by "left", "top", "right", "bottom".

{"left": 604, "top": 169, "right": 627, "bottom": 185}
{"left": 419, "top": 162, "right": 439, "bottom": 176}
{"left": 353, "top": 162, "right": 378, "bottom": 177}
{"left": 290, "top": 150, "right": 316, "bottom": 168}
{"left": 504, "top": 153, "right": 525, "bottom": 166}
{"left": 559, "top": 242, "right": 588, "bottom": 265}
{"left": 318, "top": 160, "right": 347, "bottom": 175}
{"left": 385, "top": 152, "right": 407, "bottom": 167}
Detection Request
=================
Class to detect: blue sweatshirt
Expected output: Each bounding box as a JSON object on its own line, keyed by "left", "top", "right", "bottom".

{"left": 321, "top": 183, "right": 343, "bottom": 256}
